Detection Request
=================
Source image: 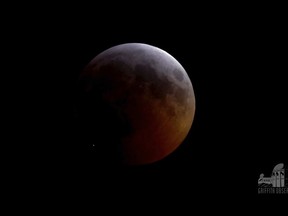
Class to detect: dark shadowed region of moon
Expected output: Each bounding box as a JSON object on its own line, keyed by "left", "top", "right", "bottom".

{"left": 75, "top": 43, "right": 195, "bottom": 166}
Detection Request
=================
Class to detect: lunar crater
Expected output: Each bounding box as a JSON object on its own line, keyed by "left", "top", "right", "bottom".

{"left": 172, "top": 68, "right": 184, "bottom": 81}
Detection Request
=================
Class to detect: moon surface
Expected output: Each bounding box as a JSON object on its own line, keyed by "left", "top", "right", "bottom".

{"left": 76, "top": 43, "right": 195, "bottom": 165}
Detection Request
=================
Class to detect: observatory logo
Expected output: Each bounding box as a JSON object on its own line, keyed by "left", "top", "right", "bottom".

{"left": 258, "top": 163, "right": 288, "bottom": 194}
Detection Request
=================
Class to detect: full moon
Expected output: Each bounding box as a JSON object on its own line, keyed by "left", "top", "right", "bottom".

{"left": 76, "top": 43, "right": 195, "bottom": 165}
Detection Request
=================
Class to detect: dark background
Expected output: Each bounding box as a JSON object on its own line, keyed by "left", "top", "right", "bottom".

{"left": 9, "top": 4, "right": 287, "bottom": 212}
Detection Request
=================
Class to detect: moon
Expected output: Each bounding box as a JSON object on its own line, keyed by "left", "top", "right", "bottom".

{"left": 75, "top": 43, "right": 195, "bottom": 165}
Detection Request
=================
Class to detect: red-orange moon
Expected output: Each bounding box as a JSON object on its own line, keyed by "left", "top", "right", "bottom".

{"left": 76, "top": 43, "right": 195, "bottom": 165}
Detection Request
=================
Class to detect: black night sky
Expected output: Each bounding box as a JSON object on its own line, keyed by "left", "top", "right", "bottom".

{"left": 11, "top": 4, "right": 287, "bottom": 212}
